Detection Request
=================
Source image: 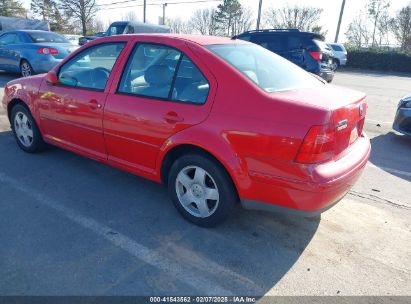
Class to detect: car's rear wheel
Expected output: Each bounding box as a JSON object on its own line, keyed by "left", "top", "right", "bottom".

{"left": 20, "top": 60, "right": 34, "bottom": 77}
{"left": 11, "top": 104, "right": 45, "bottom": 153}
{"left": 168, "top": 154, "right": 237, "bottom": 227}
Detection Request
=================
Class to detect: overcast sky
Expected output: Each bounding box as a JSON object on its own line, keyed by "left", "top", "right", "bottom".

{"left": 21, "top": 0, "right": 411, "bottom": 42}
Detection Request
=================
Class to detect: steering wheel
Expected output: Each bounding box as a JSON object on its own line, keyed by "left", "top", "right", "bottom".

{"left": 91, "top": 67, "right": 111, "bottom": 89}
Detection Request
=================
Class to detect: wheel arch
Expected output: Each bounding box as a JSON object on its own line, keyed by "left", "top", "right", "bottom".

{"left": 159, "top": 142, "right": 245, "bottom": 201}
{"left": 7, "top": 98, "right": 28, "bottom": 122}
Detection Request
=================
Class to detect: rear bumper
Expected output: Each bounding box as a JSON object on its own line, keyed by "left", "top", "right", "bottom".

{"left": 393, "top": 107, "right": 411, "bottom": 136}
{"left": 240, "top": 134, "right": 371, "bottom": 216}
{"left": 317, "top": 70, "right": 334, "bottom": 82}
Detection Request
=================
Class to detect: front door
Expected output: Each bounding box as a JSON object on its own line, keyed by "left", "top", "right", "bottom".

{"left": 38, "top": 42, "right": 127, "bottom": 159}
{"left": 104, "top": 41, "right": 215, "bottom": 174}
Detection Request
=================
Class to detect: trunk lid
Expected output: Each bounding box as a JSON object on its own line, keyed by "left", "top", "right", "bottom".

{"left": 35, "top": 43, "right": 79, "bottom": 59}
{"left": 275, "top": 85, "right": 367, "bottom": 159}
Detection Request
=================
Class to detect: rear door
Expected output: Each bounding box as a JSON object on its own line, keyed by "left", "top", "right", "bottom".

{"left": 104, "top": 39, "right": 216, "bottom": 174}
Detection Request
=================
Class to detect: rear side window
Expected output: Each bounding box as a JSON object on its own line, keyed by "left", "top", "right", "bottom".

{"left": 118, "top": 43, "right": 209, "bottom": 104}
{"left": 0, "top": 33, "right": 20, "bottom": 45}
{"left": 252, "top": 35, "right": 287, "bottom": 52}
{"left": 172, "top": 56, "right": 209, "bottom": 104}
{"left": 207, "top": 43, "right": 323, "bottom": 92}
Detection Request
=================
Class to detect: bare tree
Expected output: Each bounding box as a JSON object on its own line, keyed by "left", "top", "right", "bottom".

{"left": 345, "top": 12, "right": 372, "bottom": 48}
{"left": 59, "top": 0, "right": 98, "bottom": 36}
{"left": 122, "top": 11, "right": 139, "bottom": 22}
{"left": 166, "top": 18, "right": 192, "bottom": 34}
{"left": 87, "top": 17, "right": 105, "bottom": 33}
{"left": 391, "top": 4, "right": 411, "bottom": 51}
{"left": 263, "top": 5, "right": 323, "bottom": 32}
{"left": 232, "top": 7, "right": 254, "bottom": 36}
{"left": 367, "top": 0, "right": 390, "bottom": 47}
{"left": 189, "top": 8, "right": 218, "bottom": 35}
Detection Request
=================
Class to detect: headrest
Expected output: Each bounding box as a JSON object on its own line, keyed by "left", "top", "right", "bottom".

{"left": 144, "top": 65, "right": 173, "bottom": 86}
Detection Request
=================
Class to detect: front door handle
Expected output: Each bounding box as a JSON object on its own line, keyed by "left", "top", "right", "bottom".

{"left": 88, "top": 99, "right": 102, "bottom": 110}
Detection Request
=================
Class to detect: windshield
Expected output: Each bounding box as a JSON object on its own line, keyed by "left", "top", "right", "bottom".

{"left": 107, "top": 24, "right": 126, "bottom": 36}
{"left": 28, "top": 32, "right": 69, "bottom": 43}
{"left": 207, "top": 43, "right": 323, "bottom": 92}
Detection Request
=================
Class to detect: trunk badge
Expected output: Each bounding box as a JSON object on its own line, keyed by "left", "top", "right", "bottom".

{"left": 359, "top": 103, "right": 364, "bottom": 116}
{"left": 337, "top": 119, "right": 348, "bottom": 131}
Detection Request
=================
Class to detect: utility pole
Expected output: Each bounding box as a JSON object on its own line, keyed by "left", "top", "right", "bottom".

{"left": 256, "top": 0, "right": 263, "bottom": 30}
{"left": 143, "top": 0, "right": 147, "bottom": 23}
{"left": 334, "top": 0, "right": 346, "bottom": 42}
{"left": 163, "top": 3, "right": 167, "bottom": 25}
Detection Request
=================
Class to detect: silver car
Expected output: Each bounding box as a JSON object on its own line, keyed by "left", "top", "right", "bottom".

{"left": 393, "top": 94, "right": 411, "bottom": 136}
{"left": 0, "top": 30, "right": 78, "bottom": 77}
{"left": 328, "top": 43, "right": 348, "bottom": 68}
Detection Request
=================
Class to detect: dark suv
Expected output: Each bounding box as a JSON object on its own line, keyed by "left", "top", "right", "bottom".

{"left": 234, "top": 29, "right": 335, "bottom": 82}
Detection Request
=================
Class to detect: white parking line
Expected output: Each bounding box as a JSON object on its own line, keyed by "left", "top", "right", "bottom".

{"left": 367, "top": 163, "right": 411, "bottom": 177}
{"left": 0, "top": 172, "right": 232, "bottom": 295}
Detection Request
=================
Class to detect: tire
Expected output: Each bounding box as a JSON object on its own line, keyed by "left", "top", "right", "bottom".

{"left": 168, "top": 153, "right": 237, "bottom": 227}
{"left": 11, "top": 104, "right": 45, "bottom": 153}
{"left": 332, "top": 59, "right": 340, "bottom": 71}
{"left": 20, "top": 59, "right": 34, "bottom": 77}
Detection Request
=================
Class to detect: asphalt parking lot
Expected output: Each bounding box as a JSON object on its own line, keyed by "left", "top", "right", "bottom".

{"left": 0, "top": 70, "right": 410, "bottom": 297}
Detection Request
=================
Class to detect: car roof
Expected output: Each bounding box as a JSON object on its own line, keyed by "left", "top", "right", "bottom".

{"left": 99, "top": 34, "right": 249, "bottom": 46}
{"left": 235, "top": 29, "right": 325, "bottom": 41}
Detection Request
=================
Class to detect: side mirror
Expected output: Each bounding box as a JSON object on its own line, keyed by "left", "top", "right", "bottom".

{"left": 46, "top": 71, "right": 58, "bottom": 85}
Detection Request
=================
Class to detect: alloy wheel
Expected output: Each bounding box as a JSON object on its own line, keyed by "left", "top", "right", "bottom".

{"left": 14, "top": 111, "right": 34, "bottom": 147}
{"left": 175, "top": 165, "right": 220, "bottom": 218}
{"left": 21, "top": 62, "right": 32, "bottom": 77}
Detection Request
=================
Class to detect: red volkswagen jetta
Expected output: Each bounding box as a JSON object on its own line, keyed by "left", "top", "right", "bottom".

{"left": 2, "top": 34, "right": 370, "bottom": 226}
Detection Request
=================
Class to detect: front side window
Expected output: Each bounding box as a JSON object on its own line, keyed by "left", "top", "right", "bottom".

{"left": 0, "top": 33, "right": 18, "bottom": 45}
{"left": 58, "top": 42, "right": 125, "bottom": 90}
{"left": 118, "top": 43, "right": 209, "bottom": 104}
{"left": 207, "top": 43, "right": 323, "bottom": 92}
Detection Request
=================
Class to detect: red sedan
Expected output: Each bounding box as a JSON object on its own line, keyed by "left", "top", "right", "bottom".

{"left": 2, "top": 34, "right": 371, "bottom": 227}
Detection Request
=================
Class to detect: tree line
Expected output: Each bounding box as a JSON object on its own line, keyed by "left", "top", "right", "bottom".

{"left": 1, "top": 0, "right": 410, "bottom": 52}
{"left": 346, "top": 0, "right": 411, "bottom": 51}
{"left": 0, "top": 0, "right": 102, "bottom": 35}
{"left": 167, "top": 0, "right": 327, "bottom": 37}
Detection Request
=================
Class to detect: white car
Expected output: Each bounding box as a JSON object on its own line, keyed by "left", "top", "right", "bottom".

{"left": 328, "top": 43, "right": 347, "bottom": 67}
{"left": 64, "top": 34, "right": 81, "bottom": 45}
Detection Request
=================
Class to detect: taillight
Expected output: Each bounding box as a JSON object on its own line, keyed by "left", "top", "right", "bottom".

{"left": 295, "top": 123, "right": 335, "bottom": 164}
{"left": 37, "top": 47, "right": 58, "bottom": 55}
{"left": 309, "top": 51, "right": 322, "bottom": 62}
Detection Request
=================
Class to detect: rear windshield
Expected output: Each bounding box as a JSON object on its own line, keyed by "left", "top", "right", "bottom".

{"left": 206, "top": 43, "right": 323, "bottom": 92}
{"left": 107, "top": 24, "right": 126, "bottom": 36}
{"left": 314, "top": 39, "right": 332, "bottom": 51}
{"left": 28, "top": 32, "right": 69, "bottom": 43}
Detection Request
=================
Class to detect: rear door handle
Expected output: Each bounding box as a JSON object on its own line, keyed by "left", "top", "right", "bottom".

{"left": 164, "top": 111, "right": 184, "bottom": 123}
{"left": 88, "top": 99, "right": 102, "bottom": 110}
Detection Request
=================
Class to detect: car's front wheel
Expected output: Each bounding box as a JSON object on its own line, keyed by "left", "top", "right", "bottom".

{"left": 20, "top": 60, "right": 34, "bottom": 77}
{"left": 168, "top": 154, "right": 237, "bottom": 227}
{"left": 11, "top": 104, "right": 45, "bottom": 153}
